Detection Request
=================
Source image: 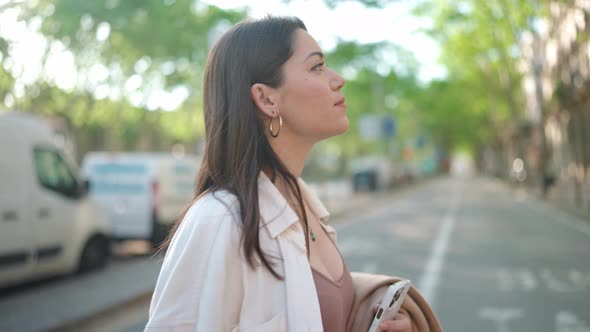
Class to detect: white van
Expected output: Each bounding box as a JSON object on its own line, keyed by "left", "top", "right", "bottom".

{"left": 0, "top": 112, "right": 112, "bottom": 288}
{"left": 81, "top": 152, "right": 201, "bottom": 246}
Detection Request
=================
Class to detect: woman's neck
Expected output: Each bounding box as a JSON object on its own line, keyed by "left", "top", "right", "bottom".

{"left": 267, "top": 134, "right": 313, "bottom": 178}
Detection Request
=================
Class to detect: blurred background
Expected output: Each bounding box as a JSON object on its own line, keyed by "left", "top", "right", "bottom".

{"left": 0, "top": 0, "right": 589, "bottom": 331}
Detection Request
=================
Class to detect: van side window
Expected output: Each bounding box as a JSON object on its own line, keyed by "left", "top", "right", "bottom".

{"left": 33, "top": 148, "right": 79, "bottom": 198}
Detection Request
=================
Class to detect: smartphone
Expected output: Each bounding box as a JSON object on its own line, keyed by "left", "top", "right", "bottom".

{"left": 367, "top": 279, "right": 412, "bottom": 332}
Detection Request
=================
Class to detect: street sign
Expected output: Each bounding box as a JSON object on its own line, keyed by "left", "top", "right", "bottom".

{"left": 359, "top": 115, "right": 396, "bottom": 141}
{"left": 359, "top": 115, "right": 381, "bottom": 141}
{"left": 382, "top": 116, "right": 396, "bottom": 138}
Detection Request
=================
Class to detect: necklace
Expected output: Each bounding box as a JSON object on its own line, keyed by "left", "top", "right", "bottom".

{"left": 310, "top": 229, "right": 317, "bottom": 242}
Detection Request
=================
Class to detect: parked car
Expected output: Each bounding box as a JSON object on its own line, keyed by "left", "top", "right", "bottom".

{"left": 0, "top": 112, "right": 112, "bottom": 288}
{"left": 350, "top": 156, "right": 395, "bottom": 192}
{"left": 81, "top": 152, "right": 201, "bottom": 246}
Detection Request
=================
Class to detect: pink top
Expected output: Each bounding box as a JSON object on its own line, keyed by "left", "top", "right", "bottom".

{"left": 312, "top": 256, "right": 355, "bottom": 332}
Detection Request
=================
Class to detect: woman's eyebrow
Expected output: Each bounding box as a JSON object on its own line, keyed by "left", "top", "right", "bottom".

{"left": 303, "top": 51, "right": 324, "bottom": 62}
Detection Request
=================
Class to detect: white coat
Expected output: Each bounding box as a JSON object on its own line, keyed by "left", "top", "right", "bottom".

{"left": 145, "top": 172, "right": 336, "bottom": 332}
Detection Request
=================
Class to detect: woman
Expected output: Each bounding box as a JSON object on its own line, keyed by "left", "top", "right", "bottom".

{"left": 145, "top": 16, "right": 411, "bottom": 332}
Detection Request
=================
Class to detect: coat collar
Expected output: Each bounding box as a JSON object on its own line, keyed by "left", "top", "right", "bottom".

{"left": 258, "top": 171, "right": 331, "bottom": 239}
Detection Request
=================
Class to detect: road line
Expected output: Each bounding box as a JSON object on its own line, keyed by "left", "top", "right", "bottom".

{"left": 479, "top": 307, "right": 524, "bottom": 332}
{"left": 519, "top": 269, "right": 538, "bottom": 292}
{"left": 540, "top": 269, "right": 577, "bottom": 292}
{"left": 556, "top": 311, "right": 590, "bottom": 332}
{"left": 417, "top": 185, "right": 462, "bottom": 307}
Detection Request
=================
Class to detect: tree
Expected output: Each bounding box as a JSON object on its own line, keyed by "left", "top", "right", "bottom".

{"left": 0, "top": 1, "right": 247, "bottom": 155}
{"left": 413, "top": 0, "right": 546, "bottom": 160}
{"left": 18, "top": 0, "right": 246, "bottom": 104}
{"left": 0, "top": 36, "right": 15, "bottom": 107}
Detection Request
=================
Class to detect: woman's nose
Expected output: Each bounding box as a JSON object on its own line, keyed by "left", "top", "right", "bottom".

{"left": 331, "top": 71, "right": 346, "bottom": 90}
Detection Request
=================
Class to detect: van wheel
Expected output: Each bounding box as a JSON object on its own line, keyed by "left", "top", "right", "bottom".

{"left": 78, "top": 235, "right": 110, "bottom": 273}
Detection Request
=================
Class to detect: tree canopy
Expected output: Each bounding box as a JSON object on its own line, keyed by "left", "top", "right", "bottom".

{"left": 0, "top": 0, "right": 551, "bottom": 178}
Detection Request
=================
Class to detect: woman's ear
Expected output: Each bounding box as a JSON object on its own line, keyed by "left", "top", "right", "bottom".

{"left": 250, "top": 83, "right": 279, "bottom": 118}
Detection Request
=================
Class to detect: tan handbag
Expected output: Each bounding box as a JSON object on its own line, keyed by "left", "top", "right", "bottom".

{"left": 346, "top": 272, "right": 443, "bottom": 332}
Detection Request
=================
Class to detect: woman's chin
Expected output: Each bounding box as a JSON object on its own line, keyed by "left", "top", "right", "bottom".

{"left": 337, "top": 117, "right": 350, "bottom": 134}
{"left": 327, "top": 118, "right": 350, "bottom": 138}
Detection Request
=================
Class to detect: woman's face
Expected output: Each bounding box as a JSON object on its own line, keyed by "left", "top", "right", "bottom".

{"left": 275, "top": 29, "right": 348, "bottom": 142}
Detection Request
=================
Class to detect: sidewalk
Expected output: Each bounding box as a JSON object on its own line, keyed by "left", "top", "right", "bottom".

{"left": 0, "top": 180, "right": 414, "bottom": 332}
{"left": 498, "top": 177, "right": 590, "bottom": 222}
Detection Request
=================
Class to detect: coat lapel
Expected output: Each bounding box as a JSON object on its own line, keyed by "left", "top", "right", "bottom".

{"left": 257, "top": 172, "right": 326, "bottom": 331}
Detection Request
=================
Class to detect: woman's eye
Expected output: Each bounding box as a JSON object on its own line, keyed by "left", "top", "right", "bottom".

{"left": 313, "top": 62, "right": 325, "bottom": 71}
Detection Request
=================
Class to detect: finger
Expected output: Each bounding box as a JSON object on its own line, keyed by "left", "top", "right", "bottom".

{"left": 372, "top": 304, "right": 380, "bottom": 314}
{"left": 391, "top": 313, "right": 404, "bottom": 320}
{"left": 380, "top": 315, "right": 411, "bottom": 331}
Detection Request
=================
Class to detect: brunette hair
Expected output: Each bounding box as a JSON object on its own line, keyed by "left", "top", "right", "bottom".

{"left": 160, "top": 16, "right": 310, "bottom": 279}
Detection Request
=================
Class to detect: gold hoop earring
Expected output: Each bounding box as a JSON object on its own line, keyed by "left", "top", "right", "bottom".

{"left": 269, "top": 115, "right": 282, "bottom": 138}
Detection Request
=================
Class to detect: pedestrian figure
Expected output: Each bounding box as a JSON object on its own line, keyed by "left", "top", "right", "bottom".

{"left": 145, "top": 16, "right": 412, "bottom": 332}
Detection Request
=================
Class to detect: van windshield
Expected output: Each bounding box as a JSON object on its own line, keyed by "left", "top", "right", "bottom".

{"left": 33, "top": 147, "right": 78, "bottom": 197}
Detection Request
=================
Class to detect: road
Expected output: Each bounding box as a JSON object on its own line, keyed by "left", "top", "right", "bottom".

{"left": 8, "top": 176, "right": 590, "bottom": 332}
{"left": 338, "top": 177, "right": 590, "bottom": 332}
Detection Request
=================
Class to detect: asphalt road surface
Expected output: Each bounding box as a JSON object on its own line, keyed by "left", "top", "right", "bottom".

{"left": 57, "top": 176, "right": 590, "bottom": 332}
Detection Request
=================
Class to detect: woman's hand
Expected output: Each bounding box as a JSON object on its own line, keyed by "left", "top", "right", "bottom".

{"left": 372, "top": 305, "right": 412, "bottom": 332}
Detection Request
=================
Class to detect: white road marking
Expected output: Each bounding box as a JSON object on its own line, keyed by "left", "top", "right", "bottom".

{"left": 417, "top": 186, "right": 462, "bottom": 306}
{"left": 479, "top": 307, "right": 524, "bottom": 332}
{"left": 519, "top": 268, "right": 538, "bottom": 292}
{"left": 556, "top": 311, "right": 590, "bottom": 332}
{"left": 498, "top": 268, "right": 537, "bottom": 292}
{"left": 541, "top": 269, "right": 577, "bottom": 292}
{"left": 496, "top": 268, "right": 590, "bottom": 292}
{"left": 569, "top": 269, "right": 590, "bottom": 289}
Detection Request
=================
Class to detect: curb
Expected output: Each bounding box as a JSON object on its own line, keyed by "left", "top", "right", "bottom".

{"left": 495, "top": 177, "right": 590, "bottom": 223}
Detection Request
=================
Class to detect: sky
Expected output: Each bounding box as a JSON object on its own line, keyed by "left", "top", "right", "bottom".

{"left": 0, "top": 0, "right": 445, "bottom": 110}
